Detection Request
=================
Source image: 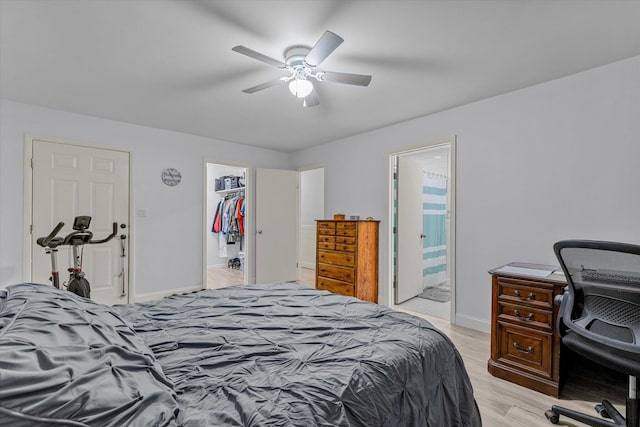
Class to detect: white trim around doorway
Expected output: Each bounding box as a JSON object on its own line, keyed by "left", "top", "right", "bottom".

{"left": 387, "top": 136, "right": 457, "bottom": 323}
{"left": 22, "top": 134, "right": 135, "bottom": 301}
{"left": 202, "top": 159, "right": 252, "bottom": 290}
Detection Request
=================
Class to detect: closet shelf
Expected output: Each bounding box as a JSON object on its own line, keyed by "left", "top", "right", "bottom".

{"left": 216, "top": 187, "right": 245, "bottom": 195}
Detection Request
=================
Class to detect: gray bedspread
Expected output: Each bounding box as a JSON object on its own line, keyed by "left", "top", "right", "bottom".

{"left": 115, "top": 283, "right": 481, "bottom": 427}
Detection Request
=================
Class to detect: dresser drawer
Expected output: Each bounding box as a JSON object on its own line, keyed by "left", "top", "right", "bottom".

{"left": 335, "top": 243, "right": 355, "bottom": 252}
{"left": 317, "top": 221, "right": 336, "bottom": 230}
{"left": 498, "top": 323, "right": 552, "bottom": 378}
{"left": 317, "top": 277, "right": 355, "bottom": 297}
{"left": 335, "top": 236, "right": 356, "bottom": 245}
{"left": 318, "top": 228, "right": 336, "bottom": 236}
{"left": 317, "top": 264, "right": 355, "bottom": 283}
{"left": 318, "top": 250, "right": 355, "bottom": 267}
{"left": 336, "top": 222, "right": 356, "bottom": 230}
{"left": 497, "top": 302, "right": 553, "bottom": 331}
{"left": 498, "top": 277, "right": 554, "bottom": 310}
{"left": 317, "top": 235, "right": 335, "bottom": 244}
{"left": 318, "top": 242, "right": 335, "bottom": 250}
{"left": 335, "top": 228, "right": 356, "bottom": 237}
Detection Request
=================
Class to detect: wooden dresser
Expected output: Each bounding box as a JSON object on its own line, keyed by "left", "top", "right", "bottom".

{"left": 315, "top": 220, "right": 380, "bottom": 303}
{"left": 488, "top": 263, "right": 567, "bottom": 397}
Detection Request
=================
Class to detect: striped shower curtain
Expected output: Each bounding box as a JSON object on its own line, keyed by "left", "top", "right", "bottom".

{"left": 423, "top": 173, "right": 447, "bottom": 288}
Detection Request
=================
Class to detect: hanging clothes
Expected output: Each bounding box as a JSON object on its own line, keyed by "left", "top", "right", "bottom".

{"left": 236, "top": 197, "right": 244, "bottom": 235}
{"left": 211, "top": 191, "right": 244, "bottom": 256}
{"left": 211, "top": 199, "right": 223, "bottom": 233}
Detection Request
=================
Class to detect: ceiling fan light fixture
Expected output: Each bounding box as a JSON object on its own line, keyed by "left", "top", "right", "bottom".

{"left": 288, "top": 79, "right": 313, "bottom": 98}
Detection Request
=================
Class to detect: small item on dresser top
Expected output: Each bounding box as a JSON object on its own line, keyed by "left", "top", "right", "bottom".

{"left": 333, "top": 213, "right": 345, "bottom": 220}
{"left": 350, "top": 215, "right": 360, "bottom": 220}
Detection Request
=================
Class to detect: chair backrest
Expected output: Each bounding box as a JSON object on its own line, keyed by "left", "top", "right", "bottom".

{"left": 554, "top": 240, "right": 640, "bottom": 354}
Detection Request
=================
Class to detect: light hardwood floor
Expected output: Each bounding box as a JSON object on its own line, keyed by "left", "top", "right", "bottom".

{"left": 394, "top": 307, "right": 627, "bottom": 426}
{"left": 207, "top": 267, "right": 316, "bottom": 289}
{"left": 207, "top": 266, "right": 244, "bottom": 289}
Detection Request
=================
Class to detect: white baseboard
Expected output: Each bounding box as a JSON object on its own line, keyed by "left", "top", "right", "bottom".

{"left": 454, "top": 313, "right": 491, "bottom": 334}
{"left": 134, "top": 285, "right": 203, "bottom": 303}
{"left": 300, "top": 262, "right": 315, "bottom": 269}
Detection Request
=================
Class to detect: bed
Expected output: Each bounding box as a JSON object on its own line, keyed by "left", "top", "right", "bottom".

{"left": 0, "top": 282, "right": 481, "bottom": 426}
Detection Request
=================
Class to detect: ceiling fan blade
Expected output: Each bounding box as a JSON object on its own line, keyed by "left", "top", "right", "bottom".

{"left": 303, "top": 91, "right": 320, "bottom": 108}
{"left": 232, "top": 46, "right": 287, "bottom": 68}
{"left": 320, "top": 71, "right": 372, "bottom": 86}
{"left": 304, "top": 31, "right": 344, "bottom": 67}
{"left": 242, "top": 79, "right": 284, "bottom": 94}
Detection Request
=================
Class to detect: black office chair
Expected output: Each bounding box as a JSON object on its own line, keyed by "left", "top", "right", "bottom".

{"left": 546, "top": 240, "right": 640, "bottom": 426}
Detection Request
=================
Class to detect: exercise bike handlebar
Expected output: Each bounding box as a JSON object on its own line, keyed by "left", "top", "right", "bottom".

{"left": 37, "top": 222, "right": 65, "bottom": 247}
{"left": 90, "top": 222, "right": 118, "bottom": 244}
{"left": 37, "top": 221, "right": 119, "bottom": 247}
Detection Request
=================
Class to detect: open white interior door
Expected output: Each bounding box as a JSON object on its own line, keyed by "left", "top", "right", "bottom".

{"left": 255, "top": 168, "right": 298, "bottom": 283}
{"left": 396, "top": 156, "right": 424, "bottom": 303}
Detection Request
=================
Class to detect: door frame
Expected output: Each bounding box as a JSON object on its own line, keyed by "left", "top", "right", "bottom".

{"left": 387, "top": 136, "right": 457, "bottom": 322}
{"left": 22, "top": 134, "right": 134, "bottom": 301}
{"left": 297, "top": 164, "right": 326, "bottom": 278}
{"left": 202, "top": 159, "right": 252, "bottom": 289}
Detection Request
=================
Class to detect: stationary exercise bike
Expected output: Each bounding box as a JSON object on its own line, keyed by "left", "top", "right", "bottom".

{"left": 37, "top": 216, "right": 118, "bottom": 299}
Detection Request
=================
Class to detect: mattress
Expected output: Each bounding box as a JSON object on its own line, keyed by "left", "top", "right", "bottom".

{"left": 0, "top": 282, "right": 481, "bottom": 426}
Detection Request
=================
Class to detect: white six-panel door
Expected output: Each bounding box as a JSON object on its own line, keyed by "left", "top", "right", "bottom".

{"left": 31, "top": 140, "right": 130, "bottom": 304}
{"left": 255, "top": 168, "right": 298, "bottom": 283}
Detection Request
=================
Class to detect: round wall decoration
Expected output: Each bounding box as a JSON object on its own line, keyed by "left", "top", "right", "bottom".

{"left": 161, "top": 168, "right": 182, "bottom": 186}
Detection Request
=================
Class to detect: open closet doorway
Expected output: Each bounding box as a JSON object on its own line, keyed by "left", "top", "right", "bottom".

{"left": 204, "top": 162, "right": 248, "bottom": 289}
{"left": 298, "top": 166, "right": 325, "bottom": 288}
{"left": 390, "top": 137, "right": 456, "bottom": 322}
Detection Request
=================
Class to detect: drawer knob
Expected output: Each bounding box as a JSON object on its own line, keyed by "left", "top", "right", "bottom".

{"left": 514, "top": 290, "right": 535, "bottom": 301}
{"left": 513, "top": 342, "right": 534, "bottom": 354}
{"left": 513, "top": 310, "right": 534, "bottom": 321}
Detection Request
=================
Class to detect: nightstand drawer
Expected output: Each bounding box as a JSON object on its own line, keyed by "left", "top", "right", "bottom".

{"left": 317, "top": 277, "right": 355, "bottom": 297}
{"left": 318, "top": 250, "right": 355, "bottom": 267}
{"left": 497, "top": 302, "right": 553, "bottom": 331}
{"left": 498, "top": 277, "right": 554, "bottom": 309}
{"left": 317, "top": 264, "right": 355, "bottom": 283}
{"left": 499, "top": 323, "right": 552, "bottom": 378}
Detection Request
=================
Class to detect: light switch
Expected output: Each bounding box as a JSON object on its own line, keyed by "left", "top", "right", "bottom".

{"left": 137, "top": 208, "right": 149, "bottom": 218}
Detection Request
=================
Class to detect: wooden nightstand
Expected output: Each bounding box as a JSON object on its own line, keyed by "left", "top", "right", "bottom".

{"left": 487, "top": 263, "right": 567, "bottom": 397}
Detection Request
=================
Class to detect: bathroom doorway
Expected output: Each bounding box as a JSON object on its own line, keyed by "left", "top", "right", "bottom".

{"left": 390, "top": 138, "right": 456, "bottom": 321}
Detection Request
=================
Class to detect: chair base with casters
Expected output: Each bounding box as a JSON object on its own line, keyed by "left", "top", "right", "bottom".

{"left": 545, "top": 376, "right": 638, "bottom": 426}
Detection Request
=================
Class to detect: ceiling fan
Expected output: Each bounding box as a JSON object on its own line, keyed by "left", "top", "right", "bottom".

{"left": 232, "top": 31, "right": 372, "bottom": 107}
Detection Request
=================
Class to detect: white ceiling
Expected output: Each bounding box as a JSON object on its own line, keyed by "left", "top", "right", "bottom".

{"left": 2, "top": 0, "right": 639, "bottom": 152}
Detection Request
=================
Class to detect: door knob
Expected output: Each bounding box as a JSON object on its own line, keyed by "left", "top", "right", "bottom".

{"left": 257, "top": 230, "right": 263, "bottom": 234}
{"left": 420, "top": 234, "right": 426, "bottom": 239}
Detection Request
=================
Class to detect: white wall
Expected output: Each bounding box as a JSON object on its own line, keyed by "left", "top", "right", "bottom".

{"left": 299, "top": 168, "right": 324, "bottom": 269}
{"left": 300, "top": 168, "right": 325, "bottom": 226}
{"left": 292, "top": 55, "right": 640, "bottom": 331}
{"left": 0, "top": 100, "right": 290, "bottom": 297}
